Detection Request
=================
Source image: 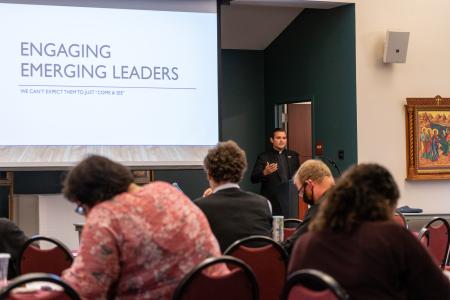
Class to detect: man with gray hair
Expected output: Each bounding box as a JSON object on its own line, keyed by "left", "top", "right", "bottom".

{"left": 195, "top": 140, "right": 272, "bottom": 252}
{"left": 282, "top": 159, "right": 335, "bottom": 256}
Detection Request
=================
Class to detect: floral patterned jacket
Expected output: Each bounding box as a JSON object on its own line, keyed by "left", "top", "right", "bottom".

{"left": 63, "top": 181, "right": 225, "bottom": 300}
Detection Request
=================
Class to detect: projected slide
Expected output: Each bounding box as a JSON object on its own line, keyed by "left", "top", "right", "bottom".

{"left": 0, "top": 2, "right": 218, "bottom": 145}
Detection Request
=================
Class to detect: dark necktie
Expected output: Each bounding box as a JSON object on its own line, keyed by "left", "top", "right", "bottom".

{"left": 277, "top": 151, "right": 289, "bottom": 183}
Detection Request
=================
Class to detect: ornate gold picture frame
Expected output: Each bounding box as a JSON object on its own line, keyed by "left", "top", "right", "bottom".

{"left": 405, "top": 95, "right": 450, "bottom": 180}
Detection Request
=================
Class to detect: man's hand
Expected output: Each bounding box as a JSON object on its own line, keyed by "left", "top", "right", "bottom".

{"left": 263, "top": 162, "right": 278, "bottom": 176}
{"left": 203, "top": 187, "right": 213, "bottom": 197}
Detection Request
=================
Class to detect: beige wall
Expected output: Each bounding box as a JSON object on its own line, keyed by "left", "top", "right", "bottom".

{"left": 355, "top": 0, "right": 450, "bottom": 212}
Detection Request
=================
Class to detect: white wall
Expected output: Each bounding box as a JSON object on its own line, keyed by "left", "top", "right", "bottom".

{"left": 39, "top": 195, "right": 84, "bottom": 250}
{"left": 14, "top": 194, "right": 83, "bottom": 250}
{"left": 355, "top": 0, "right": 450, "bottom": 212}
{"left": 14, "top": 195, "right": 39, "bottom": 237}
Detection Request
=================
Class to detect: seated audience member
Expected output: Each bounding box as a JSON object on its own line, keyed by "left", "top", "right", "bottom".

{"left": 282, "top": 159, "right": 334, "bottom": 255}
{"left": 195, "top": 140, "right": 272, "bottom": 252}
{"left": 0, "top": 218, "right": 28, "bottom": 278}
{"left": 62, "top": 155, "right": 225, "bottom": 300}
{"left": 288, "top": 164, "right": 450, "bottom": 300}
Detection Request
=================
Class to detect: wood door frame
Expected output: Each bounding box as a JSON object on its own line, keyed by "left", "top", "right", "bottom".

{"left": 274, "top": 96, "right": 316, "bottom": 148}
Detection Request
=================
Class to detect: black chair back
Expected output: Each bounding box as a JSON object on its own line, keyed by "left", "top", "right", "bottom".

{"left": 282, "top": 269, "right": 349, "bottom": 300}
{"left": 0, "top": 272, "right": 80, "bottom": 300}
{"left": 224, "top": 235, "right": 288, "bottom": 300}
{"left": 284, "top": 218, "right": 303, "bottom": 240}
{"left": 19, "top": 235, "right": 73, "bottom": 276}
{"left": 418, "top": 217, "right": 450, "bottom": 268}
{"left": 284, "top": 218, "right": 303, "bottom": 229}
{"left": 172, "top": 255, "right": 258, "bottom": 300}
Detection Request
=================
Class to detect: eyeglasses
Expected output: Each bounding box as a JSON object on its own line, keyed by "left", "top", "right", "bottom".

{"left": 297, "top": 179, "right": 310, "bottom": 197}
{"left": 74, "top": 204, "right": 86, "bottom": 216}
{"left": 297, "top": 185, "right": 305, "bottom": 197}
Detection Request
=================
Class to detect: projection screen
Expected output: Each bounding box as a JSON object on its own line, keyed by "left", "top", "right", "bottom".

{"left": 0, "top": 0, "right": 219, "bottom": 169}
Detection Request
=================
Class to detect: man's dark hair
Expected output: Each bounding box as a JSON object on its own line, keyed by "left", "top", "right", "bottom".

{"left": 310, "top": 163, "right": 400, "bottom": 233}
{"left": 204, "top": 140, "right": 247, "bottom": 184}
{"left": 63, "top": 155, "right": 134, "bottom": 207}
{"left": 272, "top": 128, "right": 286, "bottom": 138}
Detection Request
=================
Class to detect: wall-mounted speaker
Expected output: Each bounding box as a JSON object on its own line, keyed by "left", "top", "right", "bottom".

{"left": 383, "top": 31, "right": 410, "bottom": 63}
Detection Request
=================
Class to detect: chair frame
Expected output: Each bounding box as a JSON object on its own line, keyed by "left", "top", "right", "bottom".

{"left": 18, "top": 235, "right": 74, "bottom": 275}
{"left": 393, "top": 210, "right": 409, "bottom": 230}
{"left": 223, "top": 235, "right": 288, "bottom": 262}
{"left": 418, "top": 217, "right": 450, "bottom": 267}
{"left": 417, "top": 227, "right": 430, "bottom": 245}
{"left": 0, "top": 272, "right": 80, "bottom": 300}
{"left": 284, "top": 219, "right": 303, "bottom": 240}
{"left": 224, "top": 235, "right": 288, "bottom": 300}
{"left": 282, "top": 269, "right": 349, "bottom": 300}
{"left": 284, "top": 218, "right": 303, "bottom": 228}
{"left": 172, "top": 255, "right": 259, "bottom": 300}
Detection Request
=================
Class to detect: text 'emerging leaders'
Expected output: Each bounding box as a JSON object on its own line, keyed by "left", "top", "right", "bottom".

{"left": 20, "top": 42, "right": 180, "bottom": 80}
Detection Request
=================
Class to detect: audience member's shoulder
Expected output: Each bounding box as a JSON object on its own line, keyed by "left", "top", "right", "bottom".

{"left": 194, "top": 192, "right": 222, "bottom": 208}
{"left": 193, "top": 195, "right": 208, "bottom": 205}
{"left": 294, "top": 230, "right": 316, "bottom": 248}
{"left": 242, "top": 190, "right": 270, "bottom": 202}
{"left": 362, "top": 220, "right": 410, "bottom": 236}
{"left": 0, "top": 218, "right": 17, "bottom": 228}
{"left": 0, "top": 218, "right": 12, "bottom": 224}
{"left": 0, "top": 218, "right": 25, "bottom": 236}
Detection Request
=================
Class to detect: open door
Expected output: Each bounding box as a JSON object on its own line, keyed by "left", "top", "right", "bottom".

{"left": 275, "top": 101, "right": 312, "bottom": 220}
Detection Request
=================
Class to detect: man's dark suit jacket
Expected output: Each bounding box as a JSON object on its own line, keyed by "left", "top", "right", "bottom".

{"left": 194, "top": 188, "right": 272, "bottom": 252}
{"left": 282, "top": 203, "right": 319, "bottom": 256}
{"left": 0, "top": 218, "right": 28, "bottom": 278}
{"left": 282, "top": 191, "right": 329, "bottom": 256}
{"left": 251, "top": 148, "right": 300, "bottom": 215}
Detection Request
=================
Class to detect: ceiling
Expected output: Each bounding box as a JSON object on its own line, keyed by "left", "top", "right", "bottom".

{"left": 221, "top": 0, "right": 352, "bottom": 50}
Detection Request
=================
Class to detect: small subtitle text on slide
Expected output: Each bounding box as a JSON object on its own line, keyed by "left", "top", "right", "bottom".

{"left": 19, "top": 88, "right": 125, "bottom": 96}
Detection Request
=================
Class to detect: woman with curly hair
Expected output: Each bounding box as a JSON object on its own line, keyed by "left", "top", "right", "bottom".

{"left": 62, "top": 155, "right": 225, "bottom": 300}
{"left": 288, "top": 163, "right": 450, "bottom": 300}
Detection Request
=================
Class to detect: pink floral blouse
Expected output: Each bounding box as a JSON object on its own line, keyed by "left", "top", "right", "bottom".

{"left": 63, "top": 181, "right": 225, "bottom": 300}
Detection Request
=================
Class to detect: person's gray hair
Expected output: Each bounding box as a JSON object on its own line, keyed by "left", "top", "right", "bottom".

{"left": 294, "top": 159, "right": 332, "bottom": 184}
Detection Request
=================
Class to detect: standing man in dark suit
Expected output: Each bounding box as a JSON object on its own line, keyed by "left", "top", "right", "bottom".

{"left": 251, "top": 128, "right": 300, "bottom": 216}
{"left": 195, "top": 140, "right": 272, "bottom": 252}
